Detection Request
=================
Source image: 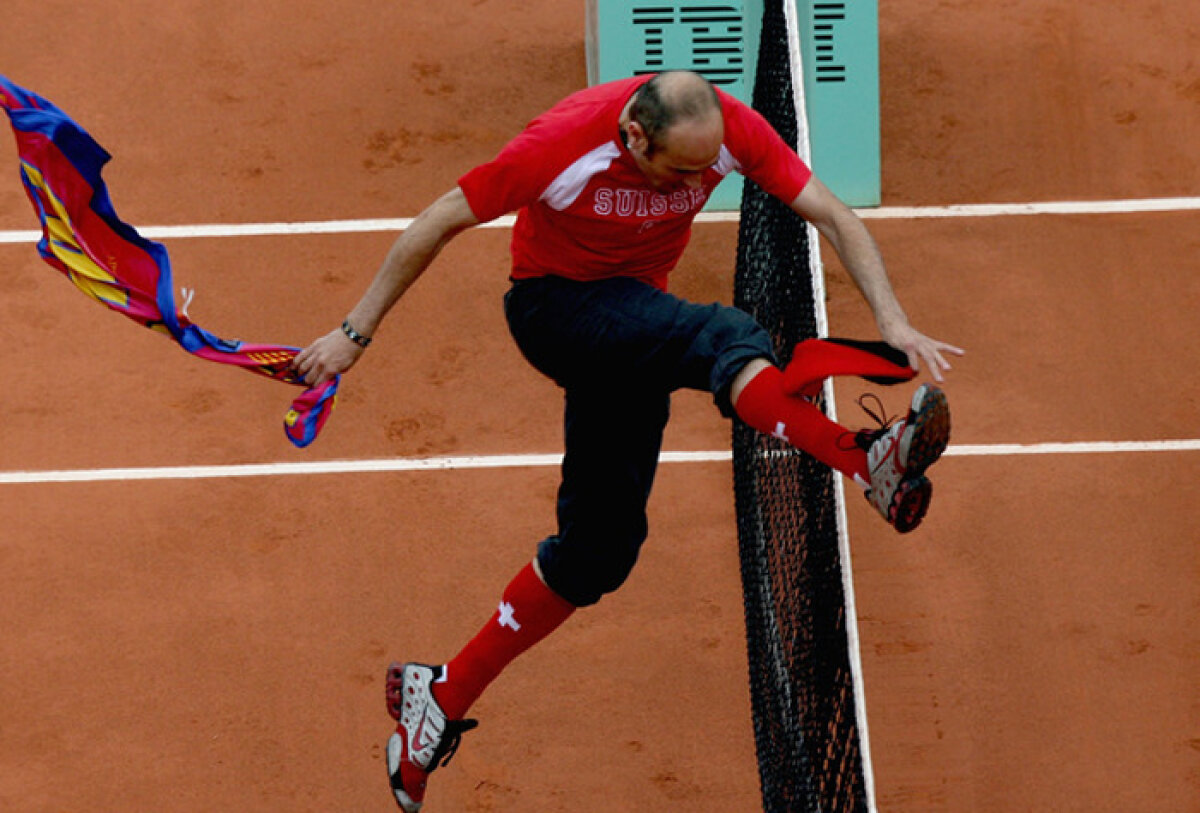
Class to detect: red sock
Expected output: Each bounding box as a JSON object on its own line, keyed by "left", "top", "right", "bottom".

{"left": 432, "top": 562, "right": 575, "bottom": 719}
{"left": 783, "top": 337, "right": 915, "bottom": 398}
{"left": 734, "top": 365, "right": 870, "bottom": 482}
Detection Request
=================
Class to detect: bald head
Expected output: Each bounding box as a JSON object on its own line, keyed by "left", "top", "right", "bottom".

{"left": 629, "top": 71, "right": 722, "bottom": 157}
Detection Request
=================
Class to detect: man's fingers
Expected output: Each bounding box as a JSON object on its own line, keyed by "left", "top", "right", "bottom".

{"left": 292, "top": 349, "right": 325, "bottom": 386}
{"left": 305, "top": 363, "right": 332, "bottom": 387}
{"left": 905, "top": 349, "right": 920, "bottom": 373}
{"left": 930, "top": 351, "right": 949, "bottom": 382}
{"left": 292, "top": 344, "right": 315, "bottom": 372}
{"left": 924, "top": 354, "right": 945, "bottom": 382}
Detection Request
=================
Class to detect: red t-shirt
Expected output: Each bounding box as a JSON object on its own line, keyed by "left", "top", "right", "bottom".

{"left": 458, "top": 75, "right": 812, "bottom": 291}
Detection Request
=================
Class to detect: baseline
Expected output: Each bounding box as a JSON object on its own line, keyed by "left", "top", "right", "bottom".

{"left": 2, "top": 439, "right": 1197, "bottom": 485}
{"left": 2, "top": 196, "right": 1199, "bottom": 244}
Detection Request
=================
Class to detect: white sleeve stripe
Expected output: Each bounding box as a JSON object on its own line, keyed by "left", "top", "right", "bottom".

{"left": 714, "top": 144, "right": 740, "bottom": 176}
{"left": 540, "top": 142, "right": 623, "bottom": 211}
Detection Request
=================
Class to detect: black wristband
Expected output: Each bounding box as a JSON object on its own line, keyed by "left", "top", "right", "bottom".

{"left": 341, "top": 319, "right": 372, "bottom": 348}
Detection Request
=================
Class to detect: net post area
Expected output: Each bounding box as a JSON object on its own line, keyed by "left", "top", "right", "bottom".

{"left": 732, "top": 1, "right": 871, "bottom": 810}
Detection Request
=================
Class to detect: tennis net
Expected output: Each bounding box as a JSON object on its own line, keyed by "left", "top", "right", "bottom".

{"left": 732, "top": 1, "right": 876, "bottom": 810}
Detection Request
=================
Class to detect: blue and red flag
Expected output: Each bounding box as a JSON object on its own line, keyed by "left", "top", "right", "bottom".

{"left": 0, "top": 75, "right": 337, "bottom": 448}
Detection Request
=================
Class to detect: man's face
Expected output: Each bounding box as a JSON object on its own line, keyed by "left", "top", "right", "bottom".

{"left": 628, "top": 113, "right": 723, "bottom": 192}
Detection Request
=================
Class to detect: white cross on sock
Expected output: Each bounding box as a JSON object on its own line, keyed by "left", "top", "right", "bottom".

{"left": 497, "top": 601, "right": 521, "bottom": 631}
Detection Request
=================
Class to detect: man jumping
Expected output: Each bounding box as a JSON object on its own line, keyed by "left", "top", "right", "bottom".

{"left": 295, "top": 70, "right": 963, "bottom": 811}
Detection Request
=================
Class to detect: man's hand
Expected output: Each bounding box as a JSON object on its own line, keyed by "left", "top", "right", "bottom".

{"left": 878, "top": 319, "right": 964, "bottom": 383}
{"left": 293, "top": 327, "right": 366, "bottom": 386}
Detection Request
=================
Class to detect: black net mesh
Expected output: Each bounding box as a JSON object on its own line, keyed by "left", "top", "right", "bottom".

{"left": 731, "top": 1, "right": 870, "bottom": 810}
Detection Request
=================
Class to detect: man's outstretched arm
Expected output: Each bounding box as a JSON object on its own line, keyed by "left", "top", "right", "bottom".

{"left": 790, "top": 175, "right": 964, "bottom": 381}
{"left": 294, "top": 187, "right": 480, "bottom": 386}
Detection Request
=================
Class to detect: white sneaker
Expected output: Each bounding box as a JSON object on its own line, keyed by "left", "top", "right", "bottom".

{"left": 384, "top": 662, "right": 477, "bottom": 812}
{"left": 862, "top": 384, "right": 951, "bottom": 532}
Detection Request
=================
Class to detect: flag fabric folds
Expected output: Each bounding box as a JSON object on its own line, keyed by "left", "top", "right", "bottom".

{"left": 0, "top": 75, "right": 338, "bottom": 448}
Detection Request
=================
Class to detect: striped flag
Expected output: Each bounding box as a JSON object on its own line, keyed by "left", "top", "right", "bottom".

{"left": 0, "top": 75, "right": 337, "bottom": 448}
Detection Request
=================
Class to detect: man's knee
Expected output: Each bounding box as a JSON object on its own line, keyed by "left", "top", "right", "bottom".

{"left": 698, "top": 307, "right": 776, "bottom": 417}
{"left": 729, "top": 357, "right": 774, "bottom": 409}
{"left": 535, "top": 524, "right": 647, "bottom": 607}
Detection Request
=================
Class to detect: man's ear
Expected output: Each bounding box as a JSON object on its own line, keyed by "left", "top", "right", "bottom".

{"left": 625, "top": 120, "right": 649, "bottom": 156}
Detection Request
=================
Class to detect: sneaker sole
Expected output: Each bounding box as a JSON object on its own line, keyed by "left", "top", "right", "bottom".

{"left": 903, "top": 386, "right": 951, "bottom": 477}
{"left": 385, "top": 661, "right": 407, "bottom": 721}
{"left": 892, "top": 476, "right": 932, "bottom": 533}
{"left": 387, "top": 732, "right": 422, "bottom": 812}
{"left": 385, "top": 662, "right": 425, "bottom": 812}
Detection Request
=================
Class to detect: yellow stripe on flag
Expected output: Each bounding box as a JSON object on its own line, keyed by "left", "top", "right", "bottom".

{"left": 21, "top": 161, "right": 129, "bottom": 309}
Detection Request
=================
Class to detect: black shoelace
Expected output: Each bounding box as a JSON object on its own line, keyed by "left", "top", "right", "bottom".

{"left": 838, "top": 392, "right": 900, "bottom": 452}
{"left": 856, "top": 392, "right": 898, "bottom": 432}
{"left": 428, "top": 718, "right": 480, "bottom": 772}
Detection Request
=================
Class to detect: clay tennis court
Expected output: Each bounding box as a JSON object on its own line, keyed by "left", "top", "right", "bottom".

{"left": 1, "top": 1, "right": 1196, "bottom": 811}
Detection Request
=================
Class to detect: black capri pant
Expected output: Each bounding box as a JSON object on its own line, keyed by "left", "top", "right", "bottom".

{"left": 503, "top": 275, "right": 775, "bottom": 607}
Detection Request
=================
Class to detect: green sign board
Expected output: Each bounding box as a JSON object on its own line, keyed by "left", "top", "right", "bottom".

{"left": 586, "top": 0, "right": 880, "bottom": 208}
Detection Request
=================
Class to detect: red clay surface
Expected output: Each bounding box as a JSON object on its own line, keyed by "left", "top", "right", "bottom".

{"left": 1, "top": 1, "right": 1197, "bottom": 811}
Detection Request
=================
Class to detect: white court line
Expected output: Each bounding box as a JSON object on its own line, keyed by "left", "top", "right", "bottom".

{"left": 2, "top": 440, "right": 1197, "bottom": 485}
{"left": 856, "top": 196, "right": 1200, "bottom": 219}
{"left": 0, "top": 451, "right": 712, "bottom": 485}
{"left": 944, "top": 440, "right": 1200, "bottom": 455}
{"left": 2, "top": 196, "right": 1200, "bottom": 244}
